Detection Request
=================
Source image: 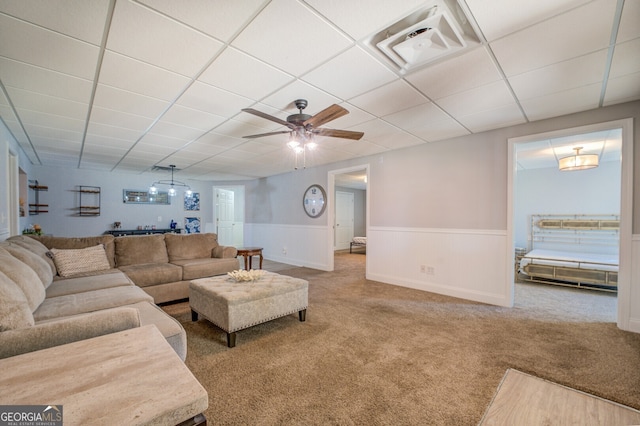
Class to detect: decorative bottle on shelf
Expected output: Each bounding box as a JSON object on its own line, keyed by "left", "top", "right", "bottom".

{"left": 170, "top": 219, "right": 176, "bottom": 230}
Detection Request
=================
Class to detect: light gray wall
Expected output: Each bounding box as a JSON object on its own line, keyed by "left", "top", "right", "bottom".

{"left": 24, "top": 165, "right": 215, "bottom": 237}
{"left": 514, "top": 161, "right": 621, "bottom": 249}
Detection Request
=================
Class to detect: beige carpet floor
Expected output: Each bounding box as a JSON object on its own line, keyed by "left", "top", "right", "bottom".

{"left": 162, "top": 252, "right": 640, "bottom": 425}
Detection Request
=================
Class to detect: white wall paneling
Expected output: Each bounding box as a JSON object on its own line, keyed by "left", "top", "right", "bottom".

{"left": 366, "top": 226, "right": 509, "bottom": 306}
{"left": 244, "top": 223, "right": 331, "bottom": 271}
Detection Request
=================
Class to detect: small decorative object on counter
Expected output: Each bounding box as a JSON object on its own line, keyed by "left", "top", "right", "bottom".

{"left": 170, "top": 219, "right": 177, "bottom": 230}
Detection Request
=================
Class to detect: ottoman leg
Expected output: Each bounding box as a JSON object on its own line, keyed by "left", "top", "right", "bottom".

{"left": 191, "top": 309, "right": 198, "bottom": 321}
{"left": 227, "top": 332, "right": 237, "bottom": 348}
{"left": 299, "top": 309, "right": 307, "bottom": 322}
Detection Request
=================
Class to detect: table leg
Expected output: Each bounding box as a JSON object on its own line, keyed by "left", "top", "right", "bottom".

{"left": 244, "top": 255, "right": 249, "bottom": 270}
{"left": 248, "top": 256, "right": 253, "bottom": 270}
{"left": 259, "top": 253, "right": 263, "bottom": 269}
{"left": 226, "top": 332, "right": 237, "bottom": 348}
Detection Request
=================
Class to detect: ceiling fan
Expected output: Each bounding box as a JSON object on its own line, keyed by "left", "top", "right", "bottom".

{"left": 241, "top": 99, "right": 364, "bottom": 141}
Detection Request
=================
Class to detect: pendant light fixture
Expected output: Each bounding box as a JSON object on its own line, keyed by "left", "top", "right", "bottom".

{"left": 558, "top": 147, "right": 599, "bottom": 171}
{"left": 149, "top": 165, "right": 193, "bottom": 197}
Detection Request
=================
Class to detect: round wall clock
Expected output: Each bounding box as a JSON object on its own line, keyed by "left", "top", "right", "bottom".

{"left": 303, "top": 184, "right": 327, "bottom": 218}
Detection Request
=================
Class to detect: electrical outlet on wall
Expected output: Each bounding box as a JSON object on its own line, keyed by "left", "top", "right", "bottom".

{"left": 282, "top": 247, "right": 287, "bottom": 255}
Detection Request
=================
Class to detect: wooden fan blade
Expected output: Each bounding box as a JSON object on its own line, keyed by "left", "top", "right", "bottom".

{"left": 303, "top": 104, "right": 348, "bottom": 128}
{"left": 243, "top": 130, "right": 290, "bottom": 139}
{"left": 242, "top": 108, "right": 293, "bottom": 128}
{"left": 313, "top": 128, "right": 364, "bottom": 140}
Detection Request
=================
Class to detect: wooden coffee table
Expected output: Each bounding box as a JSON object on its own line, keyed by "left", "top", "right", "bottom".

{"left": 236, "top": 247, "right": 263, "bottom": 270}
{"left": 0, "top": 325, "right": 208, "bottom": 425}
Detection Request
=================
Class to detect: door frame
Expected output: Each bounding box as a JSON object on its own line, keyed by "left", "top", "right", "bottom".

{"left": 507, "top": 118, "right": 633, "bottom": 331}
{"left": 327, "top": 164, "right": 370, "bottom": 272}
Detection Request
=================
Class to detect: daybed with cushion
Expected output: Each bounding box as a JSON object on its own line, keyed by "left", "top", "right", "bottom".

{"left": 0, "top": 236, "right": 186, "bottom": 360}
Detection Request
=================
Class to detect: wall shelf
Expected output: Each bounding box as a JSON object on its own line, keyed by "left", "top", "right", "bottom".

{"left": 76, "top": 186, "right": 101, "bottom": 216}
{"left": 28, "top": 180, "right": 48, "bottom": 215}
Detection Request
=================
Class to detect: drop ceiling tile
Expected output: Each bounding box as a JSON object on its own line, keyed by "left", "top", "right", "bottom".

{"left": 84, "top": 133, "right": 136, "bottom": 150}
{"left": 93, "top": 84, "right": 169, "bottom": 119}
{"left": 617, "top": 0, "right": 640, "bottom": 43}
{"left": 194, "top": 132, "right": 244, "bottom": 149}
{"left": 406, "top": 46, "right": 503, "bottom": 99}
{"left": 302, "top": 47, "right": 398, "bottom": 100}
{"left": 139, "top": 132, "right": 189, "bottom": 149}
{"left": 16, "top": 109, "right": 86, "bottom": 133}
{"left": 198, "top": 47, "right": 294, "bottom": 100}
{"left": 520, "top": 83, "right": 601, "bottom": 121}
{"left": 177, "top": 81, "right": 253, "bottom": 118}
{"left": 455, "top": 103, "right": 526, "bottom": 133}
{"left": 260, "top": 81, "right": 341, "bottom": 112}
{"left": 603, "top": 72, "right": 640, "bottom": 106}
{"left": 328, "top": 103, "right": 376, "bottom": 129}
{"left": 465, "top": 0, "right": 592, "bottom": 41}
{"left": 149, "top": 121, "right": 204, "bottom": 141}
{"left": 0, "top": 58, "right": 93, "bottom": 103}
{"left": 0, "top": 0, "right": 110, "bottom": 44}
{"left": 232, "top": 0, "right": 352, "bottom": 76}
{"left": 87, "top": 122, "right": 141, "bottom": 142}
{"left": 99, "top": 51, "right": 191, "bottom": 101}
{"left": 180, "top": 141, "right": 226, "bottom": 156}
{"left": 23, "top": 124, "right": 83, "bottom": 143}
{"left": 161, "top": 105, "right": 227, "bottom": 132}
{"left": 508, "top": 49, "right": 607, "bottom": 100}
{"left": 383, "top": 102, "right": 468, "bottom": 141}
{"left": 107, "top": 0, "right": 224, "bottom": 77}
{"left": 90, "top": 106, "right": 154, "bottom": 133}
{"left": 609, "top": 38, "right": 640, "bottom": 78}
{"left": 139, "top": 0, "right": 265, "bottom": 43}
{"left": 435, "top": 80, "right": 516, "bottom": 117}
{"left": 304, "top": 0, "right": 424, "bottom": 40}
{"left": 490, "top": 0, "right": 615, "bottom": 76}
{"left": 7, "top": 87, "right": 89, "bottom": 120}
{"left": 349, "top": 80, "right": 428, "bottom": 117}
{"left": 351, "top": 119, "right": 423, "bottom": 149}
{"left": 0, "top": 13, "right": 99, "bottom": 79}
{"left": 213, "top": 119, "right": 279, "bottom": 140}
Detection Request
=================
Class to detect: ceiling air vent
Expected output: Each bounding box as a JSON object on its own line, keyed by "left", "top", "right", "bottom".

{"left": 363, "top": 0, "right": 481, "bottom": 75}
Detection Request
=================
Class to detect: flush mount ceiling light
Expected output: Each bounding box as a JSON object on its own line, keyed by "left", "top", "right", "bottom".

{"left": 149, "top": 165, "right": 193, "bottom": 197}
{"left": 558, "top": 147, "right": 599, "bottom": 171}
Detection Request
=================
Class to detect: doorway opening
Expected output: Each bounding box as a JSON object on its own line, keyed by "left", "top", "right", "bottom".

{"left": 508, "top": 118, "right": 633, "bottom": 329}
{"left": 211, "top": 185, "right": 245, "bottom": 247}
{"left": 328, "top": 165, "right": 369, "bottom": 272}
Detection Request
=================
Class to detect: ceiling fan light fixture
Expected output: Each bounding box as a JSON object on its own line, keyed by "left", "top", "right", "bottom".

{"left": 558, "top": 147, "right": 599, "bottom": 171}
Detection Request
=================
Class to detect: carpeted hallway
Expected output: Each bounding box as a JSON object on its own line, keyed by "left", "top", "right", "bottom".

{"left": 162, "top": 252, "right": 640, "bottom": 425}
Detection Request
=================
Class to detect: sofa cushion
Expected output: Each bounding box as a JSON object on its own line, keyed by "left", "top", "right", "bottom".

{"left": 48, "top": 245, "right": 111, "bottom": 278}
{"left": 45, "top": 270, "right": 133, "bottom": 298}
{"left": 0, "top": 271, "right": 35, "bottom": 331}
{"left": 32, "top": 235, "right": 116, "bottom": 268}
{"left": 127, "top": 301, "right": 187, "bottom": 361}
{"left": 33, "top": 286, "right": 154, "bottom": 322}
{"left": 6, "top": 235, "right": 56, "bottom": 275}
{"left": 172, "top": 258, "right": 240, "bottom": 280}
{"left": 118, "top": 263, "right": 183, "bottom": 288}
{"left": 0, "top": 247, "right": 46, "bottom": 312}
{"left": 115, "top": 234, "right": 169, "bottom": 266}
{"left": 164, "top": 233, "right": 219, "bottom": 262}
{"left": 2, "top": 243, "right": 54, "bottom": 288}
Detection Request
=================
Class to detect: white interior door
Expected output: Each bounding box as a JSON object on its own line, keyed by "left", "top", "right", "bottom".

{"left": 216, "top": 188, "right": 235, "bottom": 246}
{"left": 335, "top": 191, "right": 354, "bottom": 250}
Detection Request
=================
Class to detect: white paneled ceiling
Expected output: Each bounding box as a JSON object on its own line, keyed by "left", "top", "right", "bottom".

{"left": 0, "top": 0, "right": 638, "bottom": 180}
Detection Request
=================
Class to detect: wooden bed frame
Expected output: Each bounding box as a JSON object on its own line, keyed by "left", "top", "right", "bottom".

{"left": 517, "top": 214, "right": 619, "bottom": 292}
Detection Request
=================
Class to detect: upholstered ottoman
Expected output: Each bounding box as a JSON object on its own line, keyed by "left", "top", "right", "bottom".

{"left": 189, "top": 272, "right": 308, "bottom": 347}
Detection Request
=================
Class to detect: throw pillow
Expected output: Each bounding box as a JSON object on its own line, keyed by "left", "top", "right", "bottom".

{"left": 49, "top": 244, "right": 111, "bottom": 278}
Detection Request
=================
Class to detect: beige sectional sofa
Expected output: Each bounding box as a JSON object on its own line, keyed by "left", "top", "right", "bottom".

{"left": 0, "top": 232, "right": 238, "bottom": 362}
